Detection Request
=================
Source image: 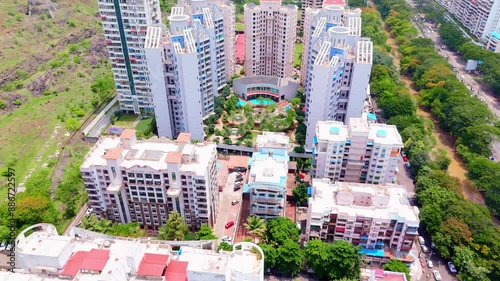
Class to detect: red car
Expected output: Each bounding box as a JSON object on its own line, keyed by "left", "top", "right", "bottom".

{"left": 225, "top": 221, "right": 235, "bottom": 229}
{"left": 403, "top": 156, "right": 409, "bottom": 162}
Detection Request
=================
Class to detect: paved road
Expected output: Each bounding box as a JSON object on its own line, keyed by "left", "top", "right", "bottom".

{"left": 213, "top": 172, "right": 243, "bottom": 244}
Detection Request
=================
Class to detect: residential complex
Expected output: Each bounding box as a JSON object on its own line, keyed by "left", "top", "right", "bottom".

{"left": 305, "top": 179, "right": 419, "bottom": 252}
{"left": 302, "top": 4, "right": 373, "bottom": 148}
{"left": 300, "top": 0, "right": 327, "bottom": 27}
{"left": 244, "top": 0, "right": 298, "bottom": 78}
{"left": 247, "top": 132, "right": 290, "bottom": 219}
{"left": 437, "top": 0, "right": 500, "bottom": 39}
{"left": 80, "top": 129, "right": 219, "bottom": 232}
{"left": 144, "top": 0, "right": 233, "bottom": 140}
{"left": 9, "top": 223, "right": 264, "bottom": 281}
{"left": 98, "top": 0, "right": 161, "bottom": 114}
{"left": 484, "top": 31, "right": 500, "bottom": 52}
{"left": 312, "top": 117, "right": 403, "bottom": 184}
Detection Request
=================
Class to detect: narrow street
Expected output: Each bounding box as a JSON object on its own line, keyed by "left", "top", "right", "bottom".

{"left": 213, "top": 172, "right": 244, "bottom": 244}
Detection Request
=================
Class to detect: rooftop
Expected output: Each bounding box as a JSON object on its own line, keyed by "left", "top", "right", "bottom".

{"left": 248, "top": 152, "right": 288, "bottom": 186}
{"left": 256, "top": 132, "right": 290, "bottom": 149}
{"left": 12, "top": 224, "right": 264, "bottom": 281}
{"left": 80, "top": 132, "right": 216, "bottom": 176}
{"left": 315, "top": 118, "right": 403, "bottom": 146}
{"left": 309, "top": 179, "right": 419, "bottom": 225}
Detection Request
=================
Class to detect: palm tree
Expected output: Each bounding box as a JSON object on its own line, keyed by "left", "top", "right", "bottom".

{"left": 243, "top": 216, "right": 267, "bottom": 242}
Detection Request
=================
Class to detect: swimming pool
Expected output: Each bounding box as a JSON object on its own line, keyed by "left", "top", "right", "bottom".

{"left": 236, "top": 99, "right": 247, "bottom": 107}
{"left": 248, "top": 99, "right": 276, "bottom": 105}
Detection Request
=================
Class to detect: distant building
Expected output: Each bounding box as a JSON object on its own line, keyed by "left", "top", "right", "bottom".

{"left": 312, "top": 117, "right": 403, "bottom": 184}
{"left": 437, "top": 0, "right": 500, "bottom": 39}
{"left": 98, "top": 0, "right": 161, "bottom": 114}
{"left": 305, "top": 179, "right": 420, "bottom": 252}
{"left": 144, "top": 0, "right": 234, "bottom": 140}
{"left": 9, "top": 223, "right": 264, "bottom": 281}
{"left": 302, "top": 4, "right": 373, "bottom": 149}
{"left": 361, "top": 268, "right": 408, "bottom": 281}
{"left": 484, "top": 31, "right": 500, "bottom": 52}
{"left": 232, "top": 76, "right": 299, "bottom": 102}
{"left": 247, "top": 132, "right": 290, "bottom": 219}
{"left": 244, "top": 0, "right": 298, "bottom": 78}
{"left": 80, "top": 130, "right": 219, "bottom": 232}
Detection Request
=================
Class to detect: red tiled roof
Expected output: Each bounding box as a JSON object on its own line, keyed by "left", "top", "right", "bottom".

{"left": 58, "top": 249, "right": 110, "bottom": 276}
{"left": 165, "top": 152, "right": 183, "bottom": 164}
{"left": 120, "top": 129, "right": 136, "bottom": 139}
{"left": 164, "top": 260, "right": 189, "bottom": 281}
{"left": 235, "top": 34, "right": 245, "bottom": 62}
{"left": 136, "top": 253, "right": 170, "bottom": 277}
{"left": 177, "top": 132, "right": 192, "bottom": 143}
{"left": 103, "top": 148, "right": 123, "bottom": 160}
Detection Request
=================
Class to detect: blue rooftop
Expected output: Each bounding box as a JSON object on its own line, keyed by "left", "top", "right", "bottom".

{"left": 490, "top": 31, "right": 500, "bottom": 40}
{"left": 367, "top": 112, "right": 377, "bottom": 120}
{"left": 330, "top": 126, "right": 340, "bottom": 134}
{"left": 376, "top": 129, "right": 387, "bottom": 137}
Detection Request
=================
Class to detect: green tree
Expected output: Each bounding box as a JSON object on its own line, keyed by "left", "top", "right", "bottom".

{"left": 292, "top": 183, "right": 309, "bottom": 206}
{"left": 80, "top": 214, "right": 114, "bottom": 234}
{"left": 383, "top": 259, "right": 410, "bottom": 281}
{"left": 218, "top": 242, "right": 233, "bottom": 251}
{"left": 195, "top": 224, "right": 217, "bottom": 240}
{"left": 274, "top": 239, "right": 303, "bottom": 276}
{"left": 265, "top": 217, "right": 300, "bottom": 246}
{"left": 293, "top": 146, "right": 305, "bottom": 153}
{"left": 244, "top": 216, "right": 267, "bottom": 242}
{"left": 304, "top": 239, "right": 362, "bottom": 280}
{"left": 259, "top": 243, "right": 277, "bottom": 272}
{"left": 65, "top": 117, "right": 80, "bottom": 131}
{"left": 453, "top": 246, "right": 490, "bottom": 281}
{"left": 157, "top": 211, "right": 189, "bottom": 240}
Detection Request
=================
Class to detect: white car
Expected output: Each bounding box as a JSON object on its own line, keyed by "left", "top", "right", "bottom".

{"left": 421, "top": 245, "right": 429, "bottom": 253}
{"left": 85, "top": 208, "right": 94, "bottom": 217}
{"left": 448, "top": 262, "right": 457, "bottom": 273}
{"left": 427, "top": 260, "right": 434, "bottom": 268}
{"left": 222, "top": 236, "right": 232, "bottom": 242}
{"left": 418, "top": 236, "right": 425, "bottom": 245}
{"left": 433, "top": 270, "right": 442, "bottom": 281}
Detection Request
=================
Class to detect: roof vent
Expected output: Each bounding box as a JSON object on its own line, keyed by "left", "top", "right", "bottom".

{"left": 103, "top": 240, "right": 111, "bottom": 248}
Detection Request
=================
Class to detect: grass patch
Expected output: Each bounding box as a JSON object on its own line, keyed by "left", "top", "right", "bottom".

{"left": 135, "top": 117, "right": 154, "bottom": 133}
{"left": 114, "top": 114, "right": 139, "bottom": 127}
{"left": 294, "top": 43, "right": 303, "bottom": 67}
{"left": 236, "top": 23, "right": 245, "bottom": 31}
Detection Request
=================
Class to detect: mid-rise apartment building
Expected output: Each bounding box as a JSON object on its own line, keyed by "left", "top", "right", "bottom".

{"left": 302, "top": 5, "right": 373, "bottom": 149}
{"left": 248, "top": 132, "right": 290, "bottom": 219}
{"left": 437, "top": 0, "right": 500, "bottom": 39}
{"left": 312, "top": 117, "right": 403, "bottom": 184}
{"left": 145, "top": 0, "right": 233, "bottom": 140}
{"left": 98, "top": 0, "right": 161, "bottom": 114}
{"left": 244, "top": 0, "right": 298, "bottom": 78}
{"left": 11, "top": 223, "right": 264, "bottom": 281}
{"left": 305, "top": 179, "right": 419, "bottom": 252}
{"left": 484, "top": 31, "right": 500, "bottom": 52}
{"left": 80, "top": 129, "right": 219, "bottom": 232}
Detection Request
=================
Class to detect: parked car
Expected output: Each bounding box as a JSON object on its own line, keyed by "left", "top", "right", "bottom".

{"left": 85, "top": 208, "right": 94, "bottom": 217}
{"left": 219, "top": 186, "right": 224, "bottom": 192}
{"left": 231, "top": 200, "right": 239, "bottom": 206}
{"left": 421, "top": 245, "right": 429, "bottom": 253}
{"left": 403, "top": 155, "right": 409, "bottom": 162}
{"left": 235, "top": 180, "right": 243, "bottom": 185}
{"left": 431, "top": 242, "right": 436, "bottom": 249}
{"left": 225, "top": 221, "right": 235, "bottom": 229}
{"left": 427, "top": 260, "right": 434, "bottom": 268}
{"left": 222, "top": 236, "right": 232, "bottom": 242}
{"left": 401, "top": 150, "right": 406, "bottom": 157}
{"left": 433, "top": 270, "right": 442, "bottom": 281}
{"left": 448, "top": 262, "right": 457, "bottom": 273}
{"left": 233, "top": 186, "right": 241, "bottom": 192}
{"left": 405, "top": 162, "right": 411, "bottom": 168}
{"left": 418, "top": 236, "right": 425, "bottom": 245}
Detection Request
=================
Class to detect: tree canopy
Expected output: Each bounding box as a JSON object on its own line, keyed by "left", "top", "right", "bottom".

{"left": 157, "top": 211, "right": 189, "bottom": 241}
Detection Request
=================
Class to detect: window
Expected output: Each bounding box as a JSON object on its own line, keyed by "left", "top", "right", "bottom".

{"left": 171, "top": 172, "right": 176, "bottom": 183}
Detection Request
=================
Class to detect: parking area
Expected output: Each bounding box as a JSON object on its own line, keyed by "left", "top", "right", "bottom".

{"left": 213, "top": 171, "right": 244, "bottom": 244}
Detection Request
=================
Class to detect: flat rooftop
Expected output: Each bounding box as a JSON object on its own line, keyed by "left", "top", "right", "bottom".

{"left": 316, "top": 118, "right": 403, "bottom": 146}
{"left": 310, "top": 180, "right": 419, "bottom": 225}
{"left": 248, "top": 152, "right": 288, "bottom": 186}
{"left": 81, "top": 135, "right": 216, "bottom": 176}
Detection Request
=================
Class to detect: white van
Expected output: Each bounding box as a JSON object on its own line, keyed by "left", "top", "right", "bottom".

{"left": 418, "top": 236, "right": 425, "bottom": 245}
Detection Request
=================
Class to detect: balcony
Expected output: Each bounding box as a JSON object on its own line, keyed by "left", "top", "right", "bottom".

{"left": 251, "top": 208, "right": 282, "bottom": 216}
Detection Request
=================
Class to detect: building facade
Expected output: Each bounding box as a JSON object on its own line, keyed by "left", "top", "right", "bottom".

{"left": 305, "top": 179, "right": 419, "bottom": 252}
{"left": 144, "top": 1, "right": 232, "bottom": 140}
{"left": 438, "top": 0, "right": 500, "bottom": 39}
{"left": 302, "top": 5, "right": 373, "bottom": 149}
{"left": 247, "top": 132, "right": 290, "bottom": 219}
{"left": 312, "top": 117, "right": 403, "bottom": 184}
{"left": 244, "top": 0, "right": 298, "bottom": 78}
{"left": 233, "top": 76, "right": 299, "bottom": 102}
{"left": 80, "top": 130, "right": 219, "bottom": 232}
{"left": 98, "top": 0, "right": 161, "bottom": 114}
{"left": 11, "top": 223, "right": 264, "bottom": 281}
{"left": 484, "top": 31, "right": 500, "bottom": 52}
